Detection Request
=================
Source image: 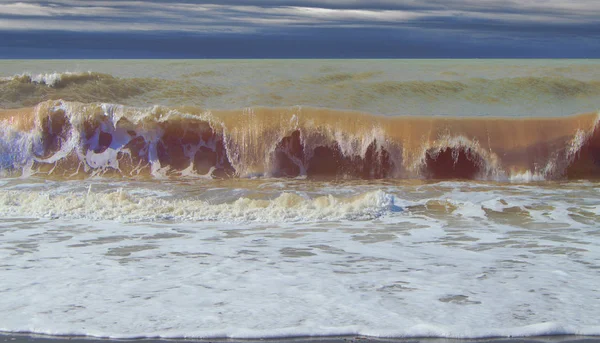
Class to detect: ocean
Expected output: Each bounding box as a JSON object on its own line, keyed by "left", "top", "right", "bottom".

{"left": 0, "top": 59, "right": 599, "bottom": 341}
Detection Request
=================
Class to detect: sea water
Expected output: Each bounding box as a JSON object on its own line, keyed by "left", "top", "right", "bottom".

{"left": 0, "top": 59, "right": 599, "bottom": 339}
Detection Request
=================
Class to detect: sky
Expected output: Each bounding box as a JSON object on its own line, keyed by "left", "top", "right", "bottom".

{"left": 0, "top": 0, "right": 599, "bottom": 58}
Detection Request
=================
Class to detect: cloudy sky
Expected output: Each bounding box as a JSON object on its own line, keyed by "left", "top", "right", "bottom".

{"left": 1, "top": 0, "right": 599, "bottom": 58}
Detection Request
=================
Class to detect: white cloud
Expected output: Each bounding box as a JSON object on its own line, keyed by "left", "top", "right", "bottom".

{"left": 0, "top": 1, "right": 122, "bottom": 17}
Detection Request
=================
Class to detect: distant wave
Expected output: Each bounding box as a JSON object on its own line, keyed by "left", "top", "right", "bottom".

{"left": 2, "top": 70, "right": 600, "bottom": 111}
{"left": 4, "top": 71, "right": 111, "bottom": 88}
{"left": 306, "top": 71, "right": 383, "bottom": 84}
{"left": 324, "top": 76, "right": 600, "bottom": 104}
{"left": 0, "top": 71, "right": 227, "bottom": 108}
{"left": 1, "top": 100, "right": 599, "bottom": 181}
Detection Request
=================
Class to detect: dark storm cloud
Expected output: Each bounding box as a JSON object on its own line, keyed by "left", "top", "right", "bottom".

{"left": 0, "top": 0, "right": 598, "bottom": 57}
{"left": 0, "top": 0, "right": 598, "bottom": 35}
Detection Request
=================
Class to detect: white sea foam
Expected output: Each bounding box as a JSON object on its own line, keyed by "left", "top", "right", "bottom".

{"left": 509, "top": 170, "right": 547, "bottom": 182}
{"left": 30, "top": 72, "right": 69, "bottom": 86}
{"left": 0, "top": 179, "right": 599, "bottom": 339}
{"left": 0, "top": 124, "right": 36, "bottom": 176}
{"left": 1, "top": 71, "right": 93, "bottom": 87}
{"left": 0, "top": 187, "right": 399, "bottom": 223}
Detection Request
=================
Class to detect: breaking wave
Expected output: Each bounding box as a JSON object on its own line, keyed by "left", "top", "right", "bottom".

{"left": 2, "top": 71, "right": 115, "bottom": 88}
{"left": 1, "top": 100, "right": 600, "bottom": 181}
{"left": 0, "top": 71, "right": 227, "bottom": 108}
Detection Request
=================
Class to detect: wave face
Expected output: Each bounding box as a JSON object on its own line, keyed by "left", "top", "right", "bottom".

{"left": 1, "top": 100, "right": 599, "bottom": 181}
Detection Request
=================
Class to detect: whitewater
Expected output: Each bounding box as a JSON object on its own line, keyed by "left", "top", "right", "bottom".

{"left": 0, "top": 59, "right": 600, "bottom": 341}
